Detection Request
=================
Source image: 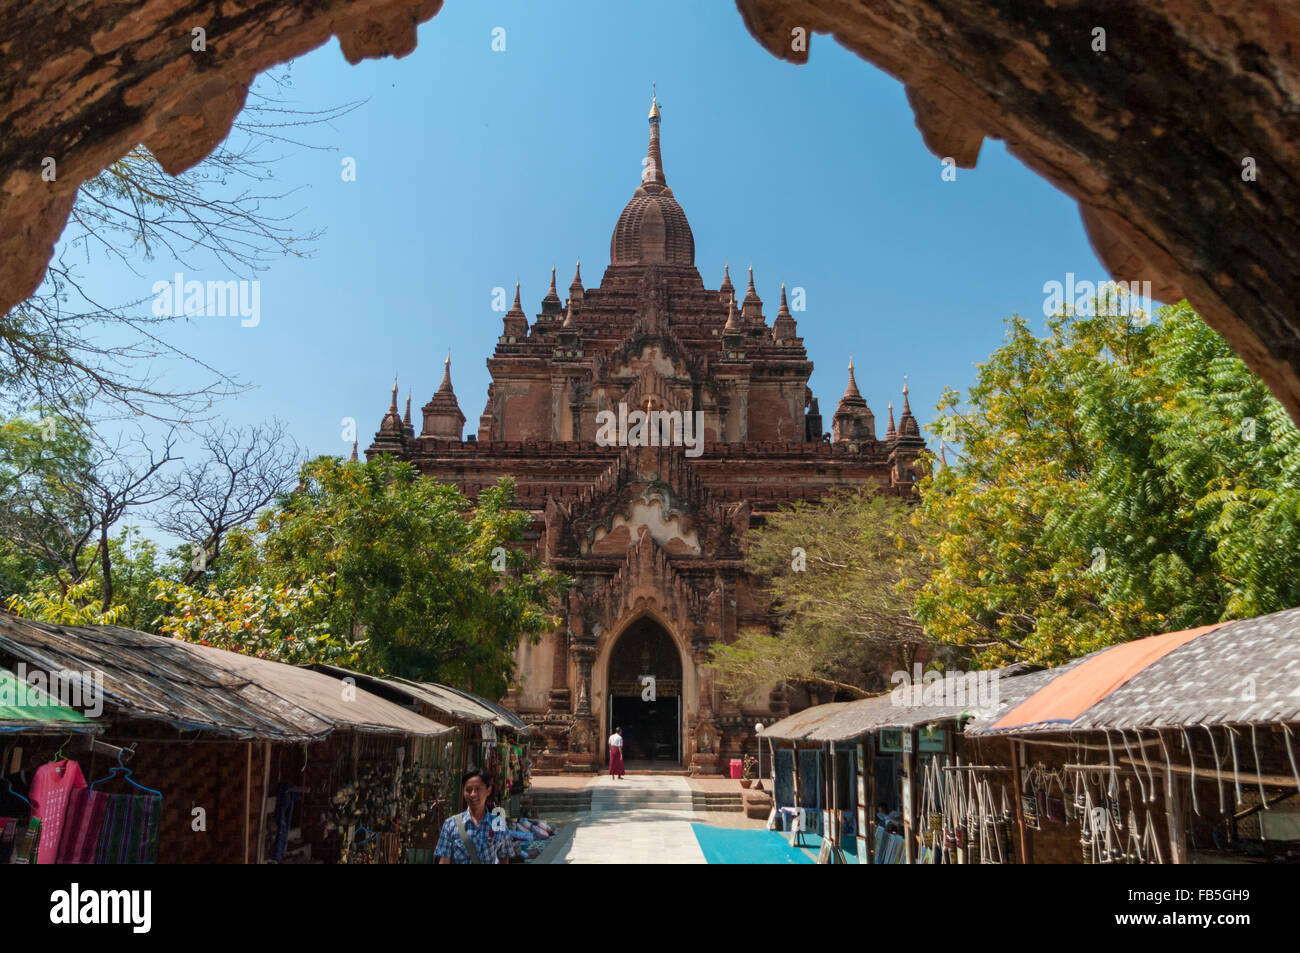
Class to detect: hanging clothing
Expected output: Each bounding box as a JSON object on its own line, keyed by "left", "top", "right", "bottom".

{"left": 270, "top": 781, "right": 301, "bottom": 862}
{"left": 56, "top": 788, "right": 110, "bottom": 864}
{"left": 12, "top": 817, "right": 40, "bottom": 864}
{"left": 93, "top": 792, "right": 161, "bottom": 864}
{"left": 29, "top": 759, "right": 87, "bottom": 864}
{"left": 0, "top": 815, "right": 20, "bottom": 864}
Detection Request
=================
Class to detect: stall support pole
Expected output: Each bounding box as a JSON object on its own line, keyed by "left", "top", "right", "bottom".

{"left": 256, "top": 741, "right": 272, "bottom": 865}
{"left": 766, "top": 736, "right": 779, "bottom": 830}
{"left": 832, "top": 745, "right": 846, "bottom": 863}
{"left": 902, "top": 729, "right": 916, "bottom": 864}
{"left": 243, "top": 741, "right": 253, "bottom": 865}
{"left": 866, "top": 738, "right": 876, "bottom": 863}
{"left": 822, "top": 743, "right": 832, "bottom": 859}
{"left": 791, "top": 742, "right": 802, "bottom": 838}
{"left": 856, "top": 743, "right": 868, "bottom": 864}
{"left": 1166, "top": 771, "right": 1188, "bottom": 864}
{"left": 1010, "top": 740, "right": 1030, "bottom": 864}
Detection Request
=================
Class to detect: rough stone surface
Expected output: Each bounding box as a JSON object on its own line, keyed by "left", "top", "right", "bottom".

{"left": 0, "top": 0, "right": 444, "bottom": 318}
{"left": 734, "top": 0, "right": 1300, "bottom": 422}
{"left": 4, "top": 1, "right": 1299, "bottom": 420}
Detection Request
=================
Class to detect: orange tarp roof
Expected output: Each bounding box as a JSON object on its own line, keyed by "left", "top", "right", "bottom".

{"left": 990, "top": 622, "right": 1230, "bottom": 731}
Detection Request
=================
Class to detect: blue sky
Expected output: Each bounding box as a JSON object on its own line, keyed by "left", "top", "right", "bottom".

{"left": 61, "top": 0, "right": 1111, "bottom": 463}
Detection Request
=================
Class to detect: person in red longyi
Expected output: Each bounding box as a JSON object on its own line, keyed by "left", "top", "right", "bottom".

{"left": 608, "top": 726, "right": 625, "bottom": 780}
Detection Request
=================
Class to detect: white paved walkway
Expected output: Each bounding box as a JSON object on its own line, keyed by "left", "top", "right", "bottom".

{"left": 536, "top": 776, "right": 706, "bottom": 864}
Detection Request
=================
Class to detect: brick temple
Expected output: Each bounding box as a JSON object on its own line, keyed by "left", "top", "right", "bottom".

{"left": 366, "top": 96, "right": 926, "bottom": 774}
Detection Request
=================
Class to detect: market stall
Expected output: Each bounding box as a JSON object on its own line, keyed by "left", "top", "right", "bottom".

{"left": 307, "top": 666, "right": 541, "bottom": 861}
{"left": 0, "top": 612, "right": 453, "bottom": 865}
{"left": 966, "top": 607, "right": 1300, "bottom": 864}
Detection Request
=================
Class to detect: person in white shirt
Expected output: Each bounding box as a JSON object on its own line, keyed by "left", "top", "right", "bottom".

{"left": 608, "top": 727, "right": 625, "bottom": 780}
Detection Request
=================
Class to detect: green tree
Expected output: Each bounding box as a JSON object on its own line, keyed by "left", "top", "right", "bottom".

{"left": 153, "top": 576, "right": 363, "bottom": 667}
{"left": 177, "top": 455, "right": 566, "bottom": 694}
{"left": 916, "top": 302, "right": 1300, "bottom": 666}
{"left": 6, "top": 577, "right": 127, "bottom": 626}
{"left": 0, "top": 411, "right": 98, "bottom": 602}
{"left": 707, "top": 486, "right": 937, "bottom": 701}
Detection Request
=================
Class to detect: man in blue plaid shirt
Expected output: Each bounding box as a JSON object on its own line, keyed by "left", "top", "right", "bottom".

{"left": 436, "top": 767, "right": 500, "bottom": 864}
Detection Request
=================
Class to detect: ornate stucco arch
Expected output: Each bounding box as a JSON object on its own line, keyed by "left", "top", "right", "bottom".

{"left": 590, "top": 604, "right": 697, "bottom": 762}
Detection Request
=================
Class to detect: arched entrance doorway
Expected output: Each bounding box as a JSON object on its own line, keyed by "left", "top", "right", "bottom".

{"left": 607, "top": 617, "right": 683, "bottom": 767}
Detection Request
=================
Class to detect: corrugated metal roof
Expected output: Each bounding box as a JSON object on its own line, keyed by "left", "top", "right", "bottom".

{"left": 760, "top": 701, "right": 853, "bottom": 742}
{"left": 306, "top": 667, "right": 529, "bottom": 734}
{"left": 763, "top": 695, "right": 976, "bottom": 743}
{"left": 178, "top": 643, "right": 451, "bottom": 738}
{"left": 762, "top": 665, "right": 1044, "bottom": 743}
{"left": 429, "top": 682, "right": 529, "bottom": 733}
{"left": 966, "top": 607, "right": 1300, "bottom": 735}
{"left": 962, "top": 657, "right": 1091, "bottom": 735}
{"left": 382, "top": 678, "right": 497, "bottom": 726}
{"left": 0, "top": 613, "right": 449, "bottom": 741}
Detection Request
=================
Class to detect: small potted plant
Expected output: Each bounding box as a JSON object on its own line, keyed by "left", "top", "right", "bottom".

{"left": 740, "top": 755, "right": 758, "bottom": 788}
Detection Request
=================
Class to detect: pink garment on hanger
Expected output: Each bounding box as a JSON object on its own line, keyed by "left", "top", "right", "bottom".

{"left": 29, "top": 759, "right": 88, "bottom": 864}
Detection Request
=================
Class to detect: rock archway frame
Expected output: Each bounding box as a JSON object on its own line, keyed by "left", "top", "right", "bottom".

{"left": 4, "top": 1, "right": 1300, "bottom": 420}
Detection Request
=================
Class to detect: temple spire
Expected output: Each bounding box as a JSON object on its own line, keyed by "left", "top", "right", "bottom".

{"left": 741, "top": 264, "right": 763, "bottom": 321}
{"left": 772, "top": 280, "right": 799, "bottom": 342}
{"left": 896, "top": 377, "right": 921, "bottom": 439}
{"left": 378, "top": 375, "right": 404, "bottom": 437}
{"left": 567, "top": 260, "right": 584, "bottom": 307}
{"left": 421, "top": 350, "right": 465, "bottom": 441}
{"left": 350, "top": 439, "right": 358, "bottom": 462}
{"left": 724, "top": 299, "right": 741, "bottom": 332}
{"left": 643, "top": 90, "right": 665, "bottom": 187}
{"left": 832, "top": 356, "right": 874, "bottom": 443}
{"left": 887, "top": 400, "right": 897, "bottom": 438}
{"left": 541, "top": 266, "right": 562, "bottom": 316}
{"left": 843, "top": 357, "right": 862, "bottom": 399}
{"left": 436, "top": 351, "right": 453, "bottom": 394}
{"left": 503, "top": 281, "right": 528, "bottom": 337}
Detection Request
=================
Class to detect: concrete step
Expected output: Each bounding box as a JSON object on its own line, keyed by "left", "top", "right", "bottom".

{"left": 692, "top": 792, "right": 744, "bottom": 813}
{"left": 529, "top": 790, "right": 592, "bottom": 814}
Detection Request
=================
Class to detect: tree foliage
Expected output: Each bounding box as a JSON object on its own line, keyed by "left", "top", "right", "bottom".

{"left": 178, "top": 455, "right": 566, "bottom": 694}
{"left": 916, "top": 303, "right": 1300, "bottom": 666}
{"left": 0, "top": 409, "right": 295, "bottom": 621}
{"left": 6, "top": 577, "right": 127, "bottom": 626}
{"left": 153, "top": 576, "right": 363, "bottom": 668}
{"left": 707, "top": 487, "right": 936, "bottom": 701}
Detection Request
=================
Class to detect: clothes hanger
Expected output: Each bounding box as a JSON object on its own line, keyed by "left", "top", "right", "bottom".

{"left": 51, "top": 733, "right": 74, "bottom": 770}
{"left": 2, "top": 773, "right": 29, "bottom": 806}
{"left": 1, "top": 745, "right": 29, "bottom": 807}
{"left": 90, "top": 747, "right": 161, "bottom": 797}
